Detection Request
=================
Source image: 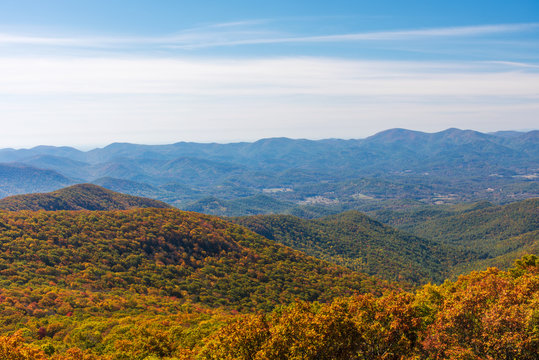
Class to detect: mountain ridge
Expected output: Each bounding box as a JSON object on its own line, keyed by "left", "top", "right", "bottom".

{"left": 0, "top": 207, "right": 390, "bottom": 311}
{"left": 0, "top": 128, "right": 537, "bottom": 212}
{"left": 0, "top": 183, "right": 172, "bottom": 211}
{"left": 231, "top": 210, "right": 465, "bottom": 284}
{"left": 2, "top": 127, "right": 536, "bottom": 163}
{"left": 370, "top": 197, "right": 539, "bottom": 274}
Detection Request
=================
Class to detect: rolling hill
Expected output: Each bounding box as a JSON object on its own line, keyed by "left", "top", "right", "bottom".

{"left": 403, "top": 198, "right": 539, "bottom": 273}
{"left": 232, "top": 198, "right": 539, "bottom": 280}
{"left": 201, "top": 257, "right": 539, "bottom": 360}
{"left": 0, "top": 183, "right": 172, "bottom": 211}
{"left": 402, "top": 198, "right": 538, "bottom": 252}
{"left": 367, "top": 197, "right": 539, "bottom": 274}
{"left": 0, "top": 208, "right": 388, "bottom": 312}
{"left": 0, "top": 207, "right": 389, "bottom": 358}
{"left": 231, "top": 210, "right": 466, "bottom": 284}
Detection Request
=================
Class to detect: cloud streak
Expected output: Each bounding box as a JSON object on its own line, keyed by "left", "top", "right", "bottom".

{"left": 314, "top": 23, "right": 539, "bottom": 40}
{"left": 170, "top": 22, "right": 539, "bottom": 49}
{"left": 0, "top": 22, "right": 537, "bottom": 49}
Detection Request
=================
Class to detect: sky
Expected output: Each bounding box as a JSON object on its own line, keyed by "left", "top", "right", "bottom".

{"left": 0, "top": 0, "right": 538, "bottom": 148}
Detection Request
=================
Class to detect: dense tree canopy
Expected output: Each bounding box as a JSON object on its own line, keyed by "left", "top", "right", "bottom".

{"left": 232, "top": 211, "right": 465, "bottom": 284}
{"left": 201, "top": 256, "right": 539, "bottom": 359}
{"left": 0, "top": 206, "right": 537, "bottom": 359}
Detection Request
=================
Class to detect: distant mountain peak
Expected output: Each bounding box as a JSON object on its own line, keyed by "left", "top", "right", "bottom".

{"left": 0, "top": 183, "right": 172, "bottom": 211}
{"left": 366, "top": 128, "right": 427, "bottom": 142}
{"left": 436, "top": 127, "right": 485, "bottom": 138}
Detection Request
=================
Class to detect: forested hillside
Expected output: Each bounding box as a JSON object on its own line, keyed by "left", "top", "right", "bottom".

{"left": 0, "top": 207, "right": 398, "bottom": 358}
{"left": 407, "top": 198, "right": 538, "bottom": 251}
{"left": 232, "top": 211, "right": 468, "bottom": 284}
{"left": 402, "top": 198, "right": 539, "bottom": 273}
{"left": 0, "top": 160, "right": 535, "bottom": 359}
{"left": 2, "top": 253, "right": 538, "bottom": 359}
{"left": 0, "top": 195, "right": 535, "bottom": 359}
{"left": 202, "top": 256, "right": 539, "bottom": 360}
{"left": 0, "top": 209, "right": 384, "bottom": 312}
{"left": 0, "top": 184, "right": 172, "bottom": 211}
{"left": 232, "top": 198, "right": 539, "bottom": 281}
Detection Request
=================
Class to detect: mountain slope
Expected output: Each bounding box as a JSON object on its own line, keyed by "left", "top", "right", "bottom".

{"left": 184, "top": 194, "right": 295, "bottom": 216}
{"left": 0, "top": 163, "right": 74, "bottom": 197}
{"left": 232, "top": 210, "right": 464, "bottom": 284}
{"left": 409, "top": 198, "right": 538, "bottom": 253}
{"left": 202, "top": 257, "right": 539, "bottom": 360}
{"left": 394, "top": 198, "right": 539, "bottom": 274}
{"left": 0, "top": 206, "right": 535, "bottom": 358}
{"left": 11, "top": 154, "right": 91, "bottom": 181}
{"left": 0, "top": 183, "right": 172, "bottom": 211}
{"left": 0, "top": 208, "right": 388, "bottom": 312}
{"left": 92, "top": 176, "right": 164, "bottom": 197}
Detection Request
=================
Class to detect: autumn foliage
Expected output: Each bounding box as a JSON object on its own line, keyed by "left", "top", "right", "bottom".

{"left": 201, "top": 255, "right": 539, "bottom": 359}
{"left": 0, "top": 207, "right": 537, "bottom": 359}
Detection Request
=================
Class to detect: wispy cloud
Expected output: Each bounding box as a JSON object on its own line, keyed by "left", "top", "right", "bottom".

{"left": 0, "top": 56, "right": 537, "bottom": 147}
{"left": 0, "top": 34, "right": 80, "bottom": 45}
{"left": 311, "top": 23, "right": 539, "bottom": 41}
{"left": 172, "top": 22, "right": 539, "bottom": 49}
{"left": 0, "top": 20, "right": 537, "bottom": 147}
{"left": 0, "top": 22, "right": 537, "bottom": 49}
{"left": 205, "top": 19, "right": 272, "bottom": 29}
{"left": 484, "top": 60, "right": 539, "bottom": 68}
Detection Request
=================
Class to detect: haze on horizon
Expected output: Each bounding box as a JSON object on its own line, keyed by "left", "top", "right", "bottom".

{"left": 0, "top": 0, "right": 538, "bottom": 148}
{"left": 0, "top": 127, "right": 535, "bottom": 153}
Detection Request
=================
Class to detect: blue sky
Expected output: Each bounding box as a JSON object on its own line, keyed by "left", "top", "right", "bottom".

{"left": 0, "top": 0, "right": 538, "bottom": 148}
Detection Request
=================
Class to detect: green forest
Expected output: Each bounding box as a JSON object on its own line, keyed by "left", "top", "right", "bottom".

{"left": 231, "top": 211, "right": 461, "bottom": 284}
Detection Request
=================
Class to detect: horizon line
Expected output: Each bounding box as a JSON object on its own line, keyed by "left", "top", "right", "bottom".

{"left": 1, "top": 127, "right": 536, "bottom": 152}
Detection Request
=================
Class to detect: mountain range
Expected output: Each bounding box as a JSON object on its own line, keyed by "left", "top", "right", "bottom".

{"left": 0, "top": 128, "right": 537, "bottom": 215}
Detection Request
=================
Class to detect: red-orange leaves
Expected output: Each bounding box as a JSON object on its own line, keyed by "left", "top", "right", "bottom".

{"left": 421, "top": 267, "right": 539, "bottom": 359}
{"left": 0, "top": 332, "right": 47, "bottom": 360}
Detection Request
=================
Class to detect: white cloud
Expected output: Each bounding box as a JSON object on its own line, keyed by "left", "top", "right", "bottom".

{"left": 0, "top": 19, "right": 537, "bottom": 148}
{"left": 306, "top": 23, "right": 539, "bottom": 41}
{"left": 0, "top": 56, "right": 537, "bottom": 147}
{"left": 0, "top": 57, "right": 538, "bottom": 97}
